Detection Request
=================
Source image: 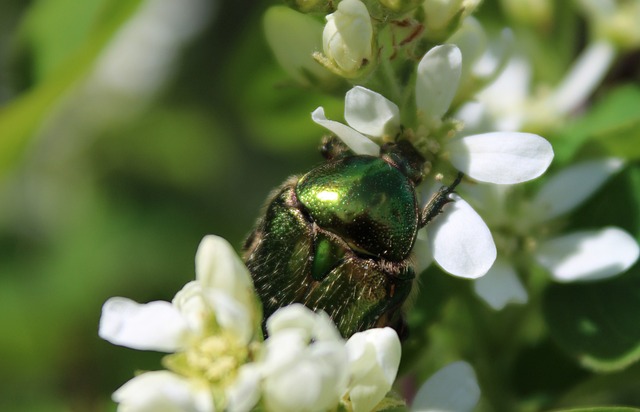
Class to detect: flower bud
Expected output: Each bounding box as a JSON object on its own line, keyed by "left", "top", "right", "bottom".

{"left": 500, "top": 0, "right": 553, "bottom": 29}
{"left": 422, "top": 0, "right": 481, "bottom": 39}
{"left": 320, "top": 0, "right": 374, "bottom": 77}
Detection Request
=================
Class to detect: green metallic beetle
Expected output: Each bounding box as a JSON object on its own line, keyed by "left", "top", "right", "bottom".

{"left": 243, "top": 137, "right": 460, "bottom": 338}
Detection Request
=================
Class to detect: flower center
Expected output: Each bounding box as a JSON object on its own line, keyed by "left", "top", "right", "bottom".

{"left": 164, "top": 331, "right": 250, "bottom": 388}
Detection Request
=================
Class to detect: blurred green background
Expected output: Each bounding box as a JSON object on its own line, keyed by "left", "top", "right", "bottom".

{"left": 0, "top": 0, "right": 342, "bottom": 410}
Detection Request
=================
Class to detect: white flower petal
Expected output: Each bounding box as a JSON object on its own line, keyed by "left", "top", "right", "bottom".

{"left": 535, "top": 227, "right": 640, "bottom": 282}
{"left": 262, "top": 338, "right": 348, "bottom": 412}
{"left": 427, "top": 195, "right": 496, "bottom": 278}
{"left": 345, "top": 86, "right": 400, "bottom": 138}
{"left": 195, "top": 235, "right": 256, "bottom": 313}
{"left": 448, "top": 17, "right": 487, "bottom": 78}
{"left": 412, "top": 361, "right": 480, "bottom": 412}
{"left": 172, "top": 281, "right": 209, "bottom": 335}
{"left": 447, "top": 132, "right": 554, "bottom": 184}
{"left": 312, "top": 107, "right": 381, "bottom": 156}
{"left": 416, "top": 44, "right": 462, "bottom": 123}
{"left": 345, "top": 328, "right": 401, "bottom": 412}
{"left": 267, "top": 303, "right": 317, "bottom": 339}
{"left": 206, "top": 290, "right": 254, "bottom": 343}
{"left": 99, "top": 297, "right": 188, "bottom": 352}
{"left": 347, "top": 328, "right": 401, "bottom": 385}
{"left": 227, "top": 364, "right": 262, "bottom": 412}
{"left": 473, "top": 259, "right": 528, "bottom": 310}
{"left": 551, "top": 40, "right": 616, "bottom": 116}
{"left": 267, "top": 303, "right": 343, "bottom": 342}
{"left": 113, "top": 371, "right": 214, "bottom": 412}
{"left": 414, "top": 228, "right": 434, "bottom": 274}
{"left": 531, "top": 158, "right": 624, "bottom": 221}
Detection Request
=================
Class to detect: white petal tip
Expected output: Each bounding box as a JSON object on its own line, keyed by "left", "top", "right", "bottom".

{"left": 537, "top": 227, "right": 639, "bottom": 282}
{"left": 428, "top": 195, "right": 497, "bottom": 279}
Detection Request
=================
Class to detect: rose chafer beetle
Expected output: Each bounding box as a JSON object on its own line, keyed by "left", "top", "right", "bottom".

{"left": 243, "top": 137, "right": 460, "bottom": 338}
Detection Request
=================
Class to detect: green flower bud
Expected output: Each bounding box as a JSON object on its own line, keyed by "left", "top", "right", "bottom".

{"left": 422, "top": 0, "right": 481, "bottom": 40}
{"left": 500, "top": 0, "right": 553, "bottom": 29}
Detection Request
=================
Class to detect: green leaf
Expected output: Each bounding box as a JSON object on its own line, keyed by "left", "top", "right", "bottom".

{"left": 0, "top": 0, "right": 142, "bottom": 176}
{"left": 554, "top": 363, "right": 640, "bottom": 408}
{"left": 553, "top": 84, "right": 640, "bottom": 163}
{"left": 542, "top": 265, "right": 640, "bottom": 372}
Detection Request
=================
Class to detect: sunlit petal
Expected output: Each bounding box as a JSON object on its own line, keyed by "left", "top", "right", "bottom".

{"left": 531, "top": 158, "right": 624, "bottom": 221}
{"left": 473, "top": 258, "right": 528, "bottom": 310}
{"left": 416, "top": 45, "right": 462, "bottom": 123}
{"left": 427, "top": 195, "right": 496, "bottom": 278}
{"left": 312, "top": 107, "right": 381, "bottom": 156}
{"left": 412, "top": 361, "right": 480, "bottom": 412}
{"left": 99, "top": 297, "right": 188, "bottom": 352}
{"left": 206, "top": 290, "right": 253, "bottom": 344}
{"left": 447, "top": 132, "right": 553, "bottom": 184}
{"left": 113, "top": 371, "right": 213, "bottom": 412}
{"left": 345, "top": 86, "right": 400, "bottom": 138}
{"left": 195, "top": 235, "right": 255, "bottom": 313}
{"left": 262, "top": 336, "right": 347, "bottom": 412}
{"left": 344, "top": 328, "right": 401, "bottom": 412}
{"left": 227, "top": 364, "right": 262, "bottom": 412}
{"left": 536, "top": 227, "right": 640, "bottom": 282}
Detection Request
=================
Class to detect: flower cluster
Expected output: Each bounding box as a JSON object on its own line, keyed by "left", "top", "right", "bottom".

{"left": 311, "top": 44, "right": 554, "bottom": 280}
{"left": 100, "top": 235, "right": 404, "bottom": 412}
{"left": 99, "top": 0, "right": 640, "bottom": 409}
{"left": 464, "top": 158, "right": 639, "bottom": 309}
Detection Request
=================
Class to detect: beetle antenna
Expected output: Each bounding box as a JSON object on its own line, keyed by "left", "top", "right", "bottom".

{"left": 420, "top": 172, "right": 464, "bottom": 227}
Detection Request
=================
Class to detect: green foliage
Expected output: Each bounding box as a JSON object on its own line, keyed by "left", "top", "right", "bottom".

{"left": 543, "top": 268, "right": 640, "bottom": 372}
{"left": 0, "top": 0, "right": 142, "bottom": 175}
{"left": 554, "top": 85, "right": 640, "bottom": 164}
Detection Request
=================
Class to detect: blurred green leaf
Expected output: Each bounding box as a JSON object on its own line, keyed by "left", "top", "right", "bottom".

{"left": 554, "top": 84, "right": 640, "bottom": 163}
{"left": 555, "top": 363, "right": 640, "bottom": 409}
{"left": 551, "top": 408, "right": 640, "bottom": 412}
{"left": 0, "top": 0, "right": 142, "bottom": 175}
{"left": 543, "top": 265, "right": 640, "bottom": 372}
{"left": 222, "top": 10, "right": 343, "bottom": 154}
{"left": 19, "top": 0, "right": 107, "bottom": 81}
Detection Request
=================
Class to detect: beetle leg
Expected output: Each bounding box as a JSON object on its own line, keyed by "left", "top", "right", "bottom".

{"left": 420, "top": 172, "right": 464, "bottom": 227}
{"left": 320, "top": 135, "right": 353, "bottom": 160}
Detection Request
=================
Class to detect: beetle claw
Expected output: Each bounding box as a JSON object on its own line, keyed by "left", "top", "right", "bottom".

{"left": 420, "top": 172, "right": 464, "bottom": 227}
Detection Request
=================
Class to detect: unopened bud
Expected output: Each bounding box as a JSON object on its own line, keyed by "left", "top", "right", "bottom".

{"left": 320, "top": 0, "right": 375, "bottom": 77}
{"left": 422, "top": 0, "right": 481, "bottom": 39}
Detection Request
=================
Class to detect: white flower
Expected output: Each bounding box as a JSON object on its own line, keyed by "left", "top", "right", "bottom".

{"left": 412, "top": 361, "right": 481, "bottom": 412}
{"left": 260, "top": 306, "right": 348, "bottom": 412}
{"left": 312, "top": 44, "right": 554, "bottom": 280}
{"left": 465, "top": 159, "right": 640, "bottom": 310}
{"left": 457, "top": 39, "right": 616, "bottom": 134}
{"left": 322, "top": 0, "right": 374, "bottom": 76}
{"left": 245, "top": 304, "right": 402, "bottom": 412}
{"left": 99, "top": 235, "right": 261, "bottom": 411}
